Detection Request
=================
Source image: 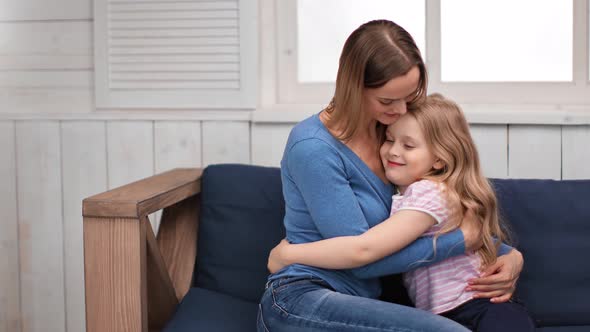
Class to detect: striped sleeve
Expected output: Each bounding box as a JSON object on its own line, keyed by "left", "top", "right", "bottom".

{"left": 397, "top": 180, "right": 448, "bottom": 224}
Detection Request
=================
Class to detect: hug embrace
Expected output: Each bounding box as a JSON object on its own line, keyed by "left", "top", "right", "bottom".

{"left": 257, "top": 20, "right": 535, "bottom": 332}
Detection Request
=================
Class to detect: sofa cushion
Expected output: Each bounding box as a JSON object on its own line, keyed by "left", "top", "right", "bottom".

{"left": 195, "top": 164, "right": 286, "bottom": 302}
{"left": 163, "top": 287, "right": 257, "bottom": 332}
{"left": 491, "top": 179, "right": 590, "bottom": 327}
{"left": 537, "top": 327, "right": 590, "bottom": 332}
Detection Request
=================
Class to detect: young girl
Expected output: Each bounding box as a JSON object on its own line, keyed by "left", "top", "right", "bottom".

{"left": 268, "top": 94, "right": 535, "bottom": 332}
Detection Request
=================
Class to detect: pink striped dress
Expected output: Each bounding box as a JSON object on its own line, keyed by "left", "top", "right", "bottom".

{"left": 394, "top": 180, "right": 480, "bottom": 314}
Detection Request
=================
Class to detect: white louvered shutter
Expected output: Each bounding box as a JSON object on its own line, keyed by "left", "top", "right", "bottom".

{"left": 94, "top": 0, "right": 257, "bottom": 109}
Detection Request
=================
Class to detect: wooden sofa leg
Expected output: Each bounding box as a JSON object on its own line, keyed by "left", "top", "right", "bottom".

{"left": 84, "top": 217, "right": 148, "bottom": 332}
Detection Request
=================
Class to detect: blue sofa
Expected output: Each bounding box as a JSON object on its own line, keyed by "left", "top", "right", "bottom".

{"left": 157, "top": 164, "right": 590, "bottom": 331}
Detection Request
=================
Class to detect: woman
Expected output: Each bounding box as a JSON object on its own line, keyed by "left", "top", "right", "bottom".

{"left": 257, "top": 20, "right": 523, "bottom": 332}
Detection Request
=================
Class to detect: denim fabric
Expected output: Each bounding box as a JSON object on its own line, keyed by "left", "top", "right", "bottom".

{"left": 258, "top": 276, "right": 469, "bottom": 332}
{"left": 442, "top": 298, "right": 535, "bottom": 332}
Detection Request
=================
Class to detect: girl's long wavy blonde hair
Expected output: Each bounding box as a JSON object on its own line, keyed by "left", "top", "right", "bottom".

{"left": 414, "top": 94, "right": 508, "bottom": 266}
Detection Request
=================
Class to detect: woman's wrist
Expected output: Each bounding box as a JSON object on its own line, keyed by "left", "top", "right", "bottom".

{"left": 510, "top": 248, "right": 523, "bottom": 266}
{"left": 280, "top": 245, "right": 295, "bottom": 266}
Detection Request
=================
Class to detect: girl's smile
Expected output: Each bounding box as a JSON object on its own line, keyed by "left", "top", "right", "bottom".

{"left": 380, "top": 113, "right": 444, "bottom": 193}
{"left": 386, "top": 160, "right": 405, "bottom": 167}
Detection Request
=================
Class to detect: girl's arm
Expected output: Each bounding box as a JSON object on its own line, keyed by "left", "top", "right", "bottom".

{"left": 269, "top": 210, "right": 436, "bottom": 271}
{"left": 283, "top": 140, "right": 467, "bottom": 277}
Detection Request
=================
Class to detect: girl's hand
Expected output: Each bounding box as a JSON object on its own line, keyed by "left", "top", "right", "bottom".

{"left": 267, "top": 239, "right": 292, "bottom": 273}
{"left": 467, "top": 249, "right": 524, "bottom": 303}
{"left": 460, "top": 209, "right": 483, "bottom": 252}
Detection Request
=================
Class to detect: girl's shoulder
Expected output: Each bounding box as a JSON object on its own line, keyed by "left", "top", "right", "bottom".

{"left": 405, "top": 179, "right": 445, "bottom": 197}
{"left": 394, "top": 180, "right": 449, "bottom": 224}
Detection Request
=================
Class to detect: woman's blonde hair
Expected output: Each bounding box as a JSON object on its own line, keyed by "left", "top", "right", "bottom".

{"left": 414, "top": 94, "right": 508, "bottom": 266}
{"left": 325, "top": 20, "right": 427, "bottom": 141}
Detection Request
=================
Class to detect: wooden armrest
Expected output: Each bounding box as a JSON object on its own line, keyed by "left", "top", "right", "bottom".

{"left": 84, "top": 168, "right": 202, "bottom": 332}
{"left": 83, "top": 168, "right": 203, "bottom": 218}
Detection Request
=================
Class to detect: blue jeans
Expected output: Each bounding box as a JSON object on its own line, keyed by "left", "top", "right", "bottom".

{"left": 257, "top": 276, "right": 469, "bottom": 332}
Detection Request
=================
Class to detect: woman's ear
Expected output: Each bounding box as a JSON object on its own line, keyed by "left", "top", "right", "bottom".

{"left": 433, "top": 159, "right": 445, "bottom": 170}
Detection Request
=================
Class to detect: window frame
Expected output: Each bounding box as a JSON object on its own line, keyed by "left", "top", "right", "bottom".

{"left": 275, "top": 0, "right": 590, "bottom": 106}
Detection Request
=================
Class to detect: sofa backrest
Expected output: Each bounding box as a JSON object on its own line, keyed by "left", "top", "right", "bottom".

{"left": 194, "top": 164, "right": 285, "bottom": 303}
{"left": 490, "top": 178, "right": 590, "bottom": 328}
{"left": 194, "top": 164, "right": 590, "bottom": 327}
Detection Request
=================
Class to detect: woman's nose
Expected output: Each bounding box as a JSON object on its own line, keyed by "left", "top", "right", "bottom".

{"left": 392, "top": 100, "right": 407, "bottom": 115}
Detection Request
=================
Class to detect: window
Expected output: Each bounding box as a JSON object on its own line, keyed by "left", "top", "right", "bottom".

{"left": 441, "top": 0, "right": 572, "bottom": 82}
{"left": 276, "top": 0, "right": 590, "bottom": 105}
{"left": 297, "top": 0, "right": 425, "bottom": 83}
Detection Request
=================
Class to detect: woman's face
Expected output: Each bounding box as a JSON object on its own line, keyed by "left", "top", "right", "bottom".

{"left": 362, "top": 66, "right": 421, "bottom": 126}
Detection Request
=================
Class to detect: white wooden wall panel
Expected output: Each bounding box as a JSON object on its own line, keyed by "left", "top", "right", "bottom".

{"left": 152, "top": 121, "right": 202, "bottom": 232}
{"left": 0, "top": 71, "right": 91, "bottom": 88}
{"left": 107, "top": 121, "right": 154, "bottom": 189}
{"left": 0, "top": 0, "right": 91, "bottom": 20}
{"left": 0, "top": 21, "right": 93, "bottom": 113}
{"left": 16, "top": 121, "right": 65, "bottom": 332}
{"left": 562, "top": 126, "right": 590, "bottom": 179}
{"left": 1, "top": 88, "right": 93, "bottom": 114}
{"left": 508, "top": 125, "right": 562, "bottom": 179}
{"left": 202, "top": 121, "right": 250, "bottom": 166}
{"left": 155, "top": 121, "right": 202, "bottom": 173}
{"left": 0, "top": 121, "right": 20, "bottom": 332}
{"left": 61, "top": 121, "right": 108, "bottom": 332}
{"left": 0, "top": 22, "right": 92, "bottom": 70}
{"left": 470, "top": 125, "right": 508, "bottom": 178}
{"left": 251, "top": 123, "right": 292, "bottom": 167}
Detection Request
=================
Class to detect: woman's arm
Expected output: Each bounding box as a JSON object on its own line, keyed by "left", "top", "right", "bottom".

{"left": 281, "top": 140, "right": 519, "bottom": 289}
{"left": 468, "top": 248, "right": 523, "bottom": 303}
{"left": 284, "top": 140, "right": 467, "bottom": 276}
{"left": 348, "top": 208, "right": 510, "bottom": 278}
{"left": 271, "top": 210, "right": 436, "bottom": 270}
{"left": 269, "top": 180, "right": 487, "bottom": 276}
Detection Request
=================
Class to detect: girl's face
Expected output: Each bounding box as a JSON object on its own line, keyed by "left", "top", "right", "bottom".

{"left": 379, "top": 113, "right": 444, "bottom": 193}
{"left": 362, "top": 66, "right": 420, "bottom": 126}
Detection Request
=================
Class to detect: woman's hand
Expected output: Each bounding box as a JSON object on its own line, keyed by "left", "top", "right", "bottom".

{"left": 460, "top": 209, "right": 483, "bottom": 252}
{"left": 467, "top": 249, "right": 524, "bottom": 303}
{"left": 267, "top": 239, "right": 292, "bottom": 273}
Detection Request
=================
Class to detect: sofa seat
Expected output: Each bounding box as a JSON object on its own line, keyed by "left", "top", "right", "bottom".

{"left": 537, "top": 327, "right": 590, "bottom": 332}
{"left": 163, "top": 287, "right": 257, "bottom": 332}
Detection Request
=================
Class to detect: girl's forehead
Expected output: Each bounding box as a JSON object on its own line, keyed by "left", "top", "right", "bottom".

{"left": 388, "top": 114, "right": 417, "bottom": 131}
{"left": 387, "top": 116, "right": 424, "bottom": 139}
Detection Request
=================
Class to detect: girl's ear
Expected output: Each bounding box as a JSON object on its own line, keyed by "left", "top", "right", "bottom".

{"left": 433, "top": 159, "right": 445, "bottom": 170}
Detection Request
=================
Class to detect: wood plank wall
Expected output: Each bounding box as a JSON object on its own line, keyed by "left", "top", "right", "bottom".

{"left": 1, "top": 0, "right": 93, "bottom": 329}
{"left": 0, "top": 1, "right": 93, "bottom": 115}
